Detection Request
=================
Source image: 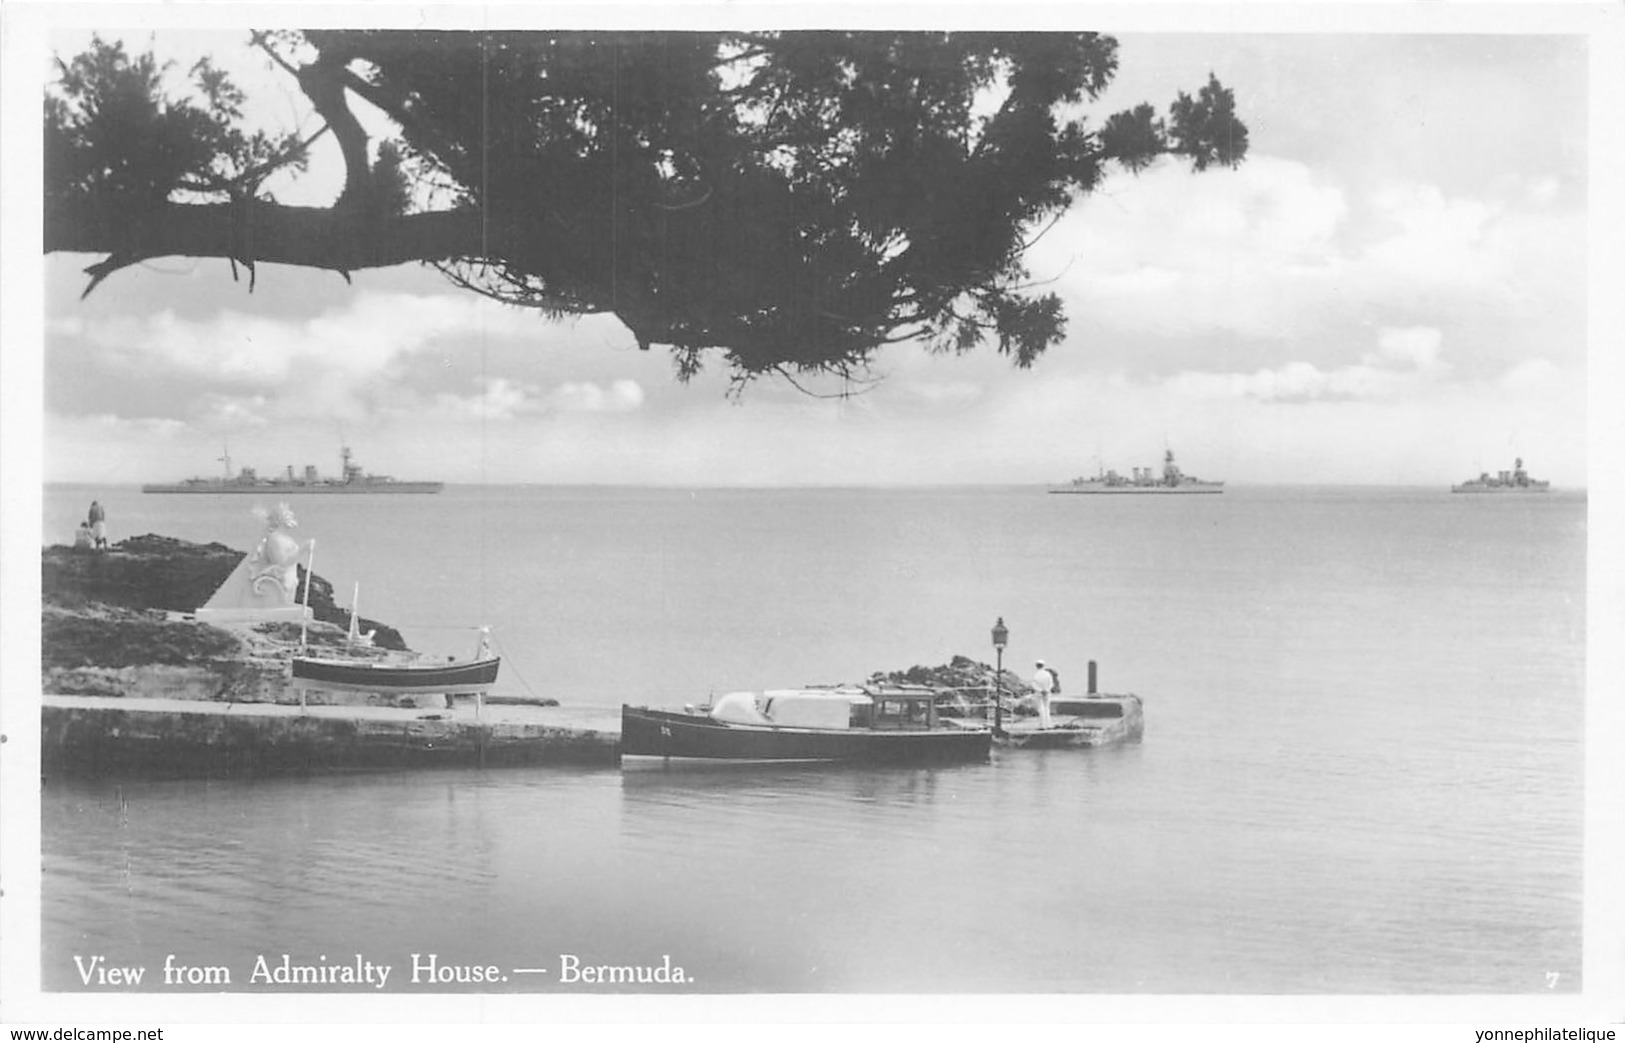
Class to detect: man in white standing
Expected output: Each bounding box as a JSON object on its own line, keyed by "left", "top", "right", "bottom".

{"left": 1031, "top": 659, "right": 1055, "bottom": 729}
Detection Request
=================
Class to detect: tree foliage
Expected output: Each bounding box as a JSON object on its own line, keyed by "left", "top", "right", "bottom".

{"left": 46, "top": 39, "right": 307, "bottom": 204}
{"left": 44, "top": 30, "right": 1248, "bottom": 386}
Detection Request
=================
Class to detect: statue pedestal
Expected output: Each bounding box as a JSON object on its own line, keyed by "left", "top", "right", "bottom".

{"left": 194, "top": 539, "right": 311, "bottom": 622}
{"left": 195, "top": 605, "right": 312, "bottom": 625}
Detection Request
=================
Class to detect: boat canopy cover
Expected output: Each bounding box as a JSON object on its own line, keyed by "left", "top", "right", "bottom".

{"left": 710, "top": 692, "right": 772, "bottom": 725}
{"left": 761, "top": 689, "right": 872, "bottom": 730}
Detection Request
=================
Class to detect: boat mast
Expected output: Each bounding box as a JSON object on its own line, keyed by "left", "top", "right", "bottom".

{"left": 299, "top": 539, "right": 316, "bottom": 648}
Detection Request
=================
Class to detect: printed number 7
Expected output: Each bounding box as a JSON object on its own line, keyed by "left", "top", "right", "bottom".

{"left": 1545, "top": 971, "right": 1561, "bottom": 989}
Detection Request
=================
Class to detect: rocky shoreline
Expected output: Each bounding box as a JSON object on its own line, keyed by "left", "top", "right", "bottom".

{"left": 40, "top": 534, "right": 604, "bottom": 778}
{"left": 45, "top": 534, "right": 396, "bottom": 697}
{"left": 43, "top": 532, "right": 403, "bottom": 667}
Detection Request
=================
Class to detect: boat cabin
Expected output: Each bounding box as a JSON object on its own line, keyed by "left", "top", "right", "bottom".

{"left": 708, "top": 685, "right": 941, "bottom": 731}
{"left": 851, "top": 685, "right": 940, "bottom": 730}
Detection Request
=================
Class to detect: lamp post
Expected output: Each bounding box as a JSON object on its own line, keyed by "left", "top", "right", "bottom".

{"left": 991, "top": 616, "right": 1009, "bottom": 733}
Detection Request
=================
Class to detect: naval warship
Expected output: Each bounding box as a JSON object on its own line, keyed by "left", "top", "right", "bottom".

{"left": 1050, "top": 449, "right": 1224, "bottom": 495}
{"left": 142, "top": 446, "right": 444, "bottom": 494}
{"left": 1451, "top": 458, "right": 1550, "bottom": 494}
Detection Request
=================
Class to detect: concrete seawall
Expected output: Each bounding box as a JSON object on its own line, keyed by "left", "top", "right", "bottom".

{"left": 42, "top": 695, "right": 621, "bottom": 778}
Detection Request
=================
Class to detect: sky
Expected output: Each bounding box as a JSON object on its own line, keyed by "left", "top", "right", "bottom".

{"left": 16, "top": 11, "right": 1617, "bottom": 488}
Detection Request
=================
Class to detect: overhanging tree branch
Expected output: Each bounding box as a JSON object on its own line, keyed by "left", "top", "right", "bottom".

{"left": 45, "top": 30, "right": 1249, "bottom": 384}
{"left": 48, "top": 197, "right": 492, "bottom": 285}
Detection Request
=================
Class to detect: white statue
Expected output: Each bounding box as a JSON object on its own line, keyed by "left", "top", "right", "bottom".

{"left": 194, "top": 503, "right": 315, "bottom": 622}
{"left": 246, "top": 503, "right": 305, "bottom": 604}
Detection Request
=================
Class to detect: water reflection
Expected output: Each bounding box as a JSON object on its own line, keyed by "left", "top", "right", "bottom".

{"left": 618, "top": 759, "right": 991, "bottom": 806}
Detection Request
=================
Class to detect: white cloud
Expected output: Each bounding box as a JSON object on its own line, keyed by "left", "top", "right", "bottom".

{"left": 72, "top": 291, "right": 549, "bottom": 388}
{"left": 1028, "top": 155, "right": 1351, "bottom": 342}
{"left": 1368, "top": 327, "right": 1445, "bottom": 373}
{"left": 1526, "top": 176, "right": 1561, "bottom": 207}
{"left": 1352, "top": 180, "right": 1583, "bottom": 330}
{"left": 1093, "top": 265, "right": 1182, "bottom": 296}
{"left": 45, "top": 413, "right": 194, "bottom": 484}
{"left": 1362, "top": 183, "right": 1498, "bottom": 285}
{"left": 1164, "top": 361, "right": 1415, "bottom": 403}
{"left": 195, "top": 393, "right": 273, "bottom": 430}
{"left": 906, "top": 380, "right": 984, "bottom": 406}
{"left": 429, "top": 377, "right": 543, "bottom": 421}
{"left": 54, "top": 289, "right": 607, "bottom": 435}
{"left": 1024, "top": 153, "right": 1581, "bottom": 378}
{"left": 75, "top": 413, "right": 191, "bottom": 437}
{"left": 1162, "top": 326, "right": 1450, "bottom": 404}
{"left": 1499, "top": 358, "right": 1562, "bottom": 391}
{"left": 548, "top": 379, "right": 645, "bottom": 413}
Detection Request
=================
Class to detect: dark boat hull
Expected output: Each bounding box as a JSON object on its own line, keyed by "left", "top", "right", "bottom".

{"left": 621, "top": 706, "right": 990, "bottom": 764}
{"left": 291, "top": 656, "right": 500, "bottom": 690}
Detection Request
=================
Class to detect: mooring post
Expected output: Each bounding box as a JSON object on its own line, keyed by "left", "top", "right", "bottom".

{"left": 1088, "top": 660, "right": 1097, "bottom": 695}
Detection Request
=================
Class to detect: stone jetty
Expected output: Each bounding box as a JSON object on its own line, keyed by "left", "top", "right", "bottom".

{"left": 40, "top": 535, "right": 1139, "bottom": 779}
{"left": 869, "top": 654, "right": 1146, "bottom": 748}
{"left": 42, "top": 696, "right": 621, "bottom": 777}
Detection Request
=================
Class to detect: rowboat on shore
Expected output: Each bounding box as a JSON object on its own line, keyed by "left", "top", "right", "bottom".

{"left": 289, "top": 655, "right": 500, "bottom": 694}
{"left": 622, "top": 684, "right": 991, "bottom": 764}
{"left": 290, "top": 589, "right": 499, "bottom": 698}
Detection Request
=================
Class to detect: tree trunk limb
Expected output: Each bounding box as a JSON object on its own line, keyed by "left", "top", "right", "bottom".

{"left": 45, "top": 197, "right": 492, "bottom": 285}
{"left": 295, "top": 56, "right": 374, "bottom": 208}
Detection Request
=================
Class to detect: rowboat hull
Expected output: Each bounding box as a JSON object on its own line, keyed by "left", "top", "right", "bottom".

{"left": 621, "top": 705, "right": 991, "bottom": 764}
{"left": 290, "top": 656, "right": 500, "bottom": 692}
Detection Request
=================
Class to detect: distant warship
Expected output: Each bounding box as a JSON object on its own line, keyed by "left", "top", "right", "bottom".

{"left": 142, "top": 445, "right": 443, "bottom": 495}
{"left": 1451, "top": 458, "right": 1550, "bottom": 494}
{"left": 1050, "top": 450, "right": 1224, "bottom": 495}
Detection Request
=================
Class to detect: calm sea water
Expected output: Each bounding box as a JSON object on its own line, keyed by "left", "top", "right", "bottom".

{"left": 38, "top": 484, "right": 1586, "bottom": 994}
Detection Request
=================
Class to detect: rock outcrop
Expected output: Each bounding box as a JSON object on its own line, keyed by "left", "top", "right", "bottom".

{"left": 42, "top": 534, "right": 406, "bottom": 699}
{"left": 40, "top": 535, "right": 589, "bottom": 778}
{"left": 867, "top": 654, "right": 1040, "bottom": 717}
{"left": 867, "top": 653, "right": 1032, "bottom": 695}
